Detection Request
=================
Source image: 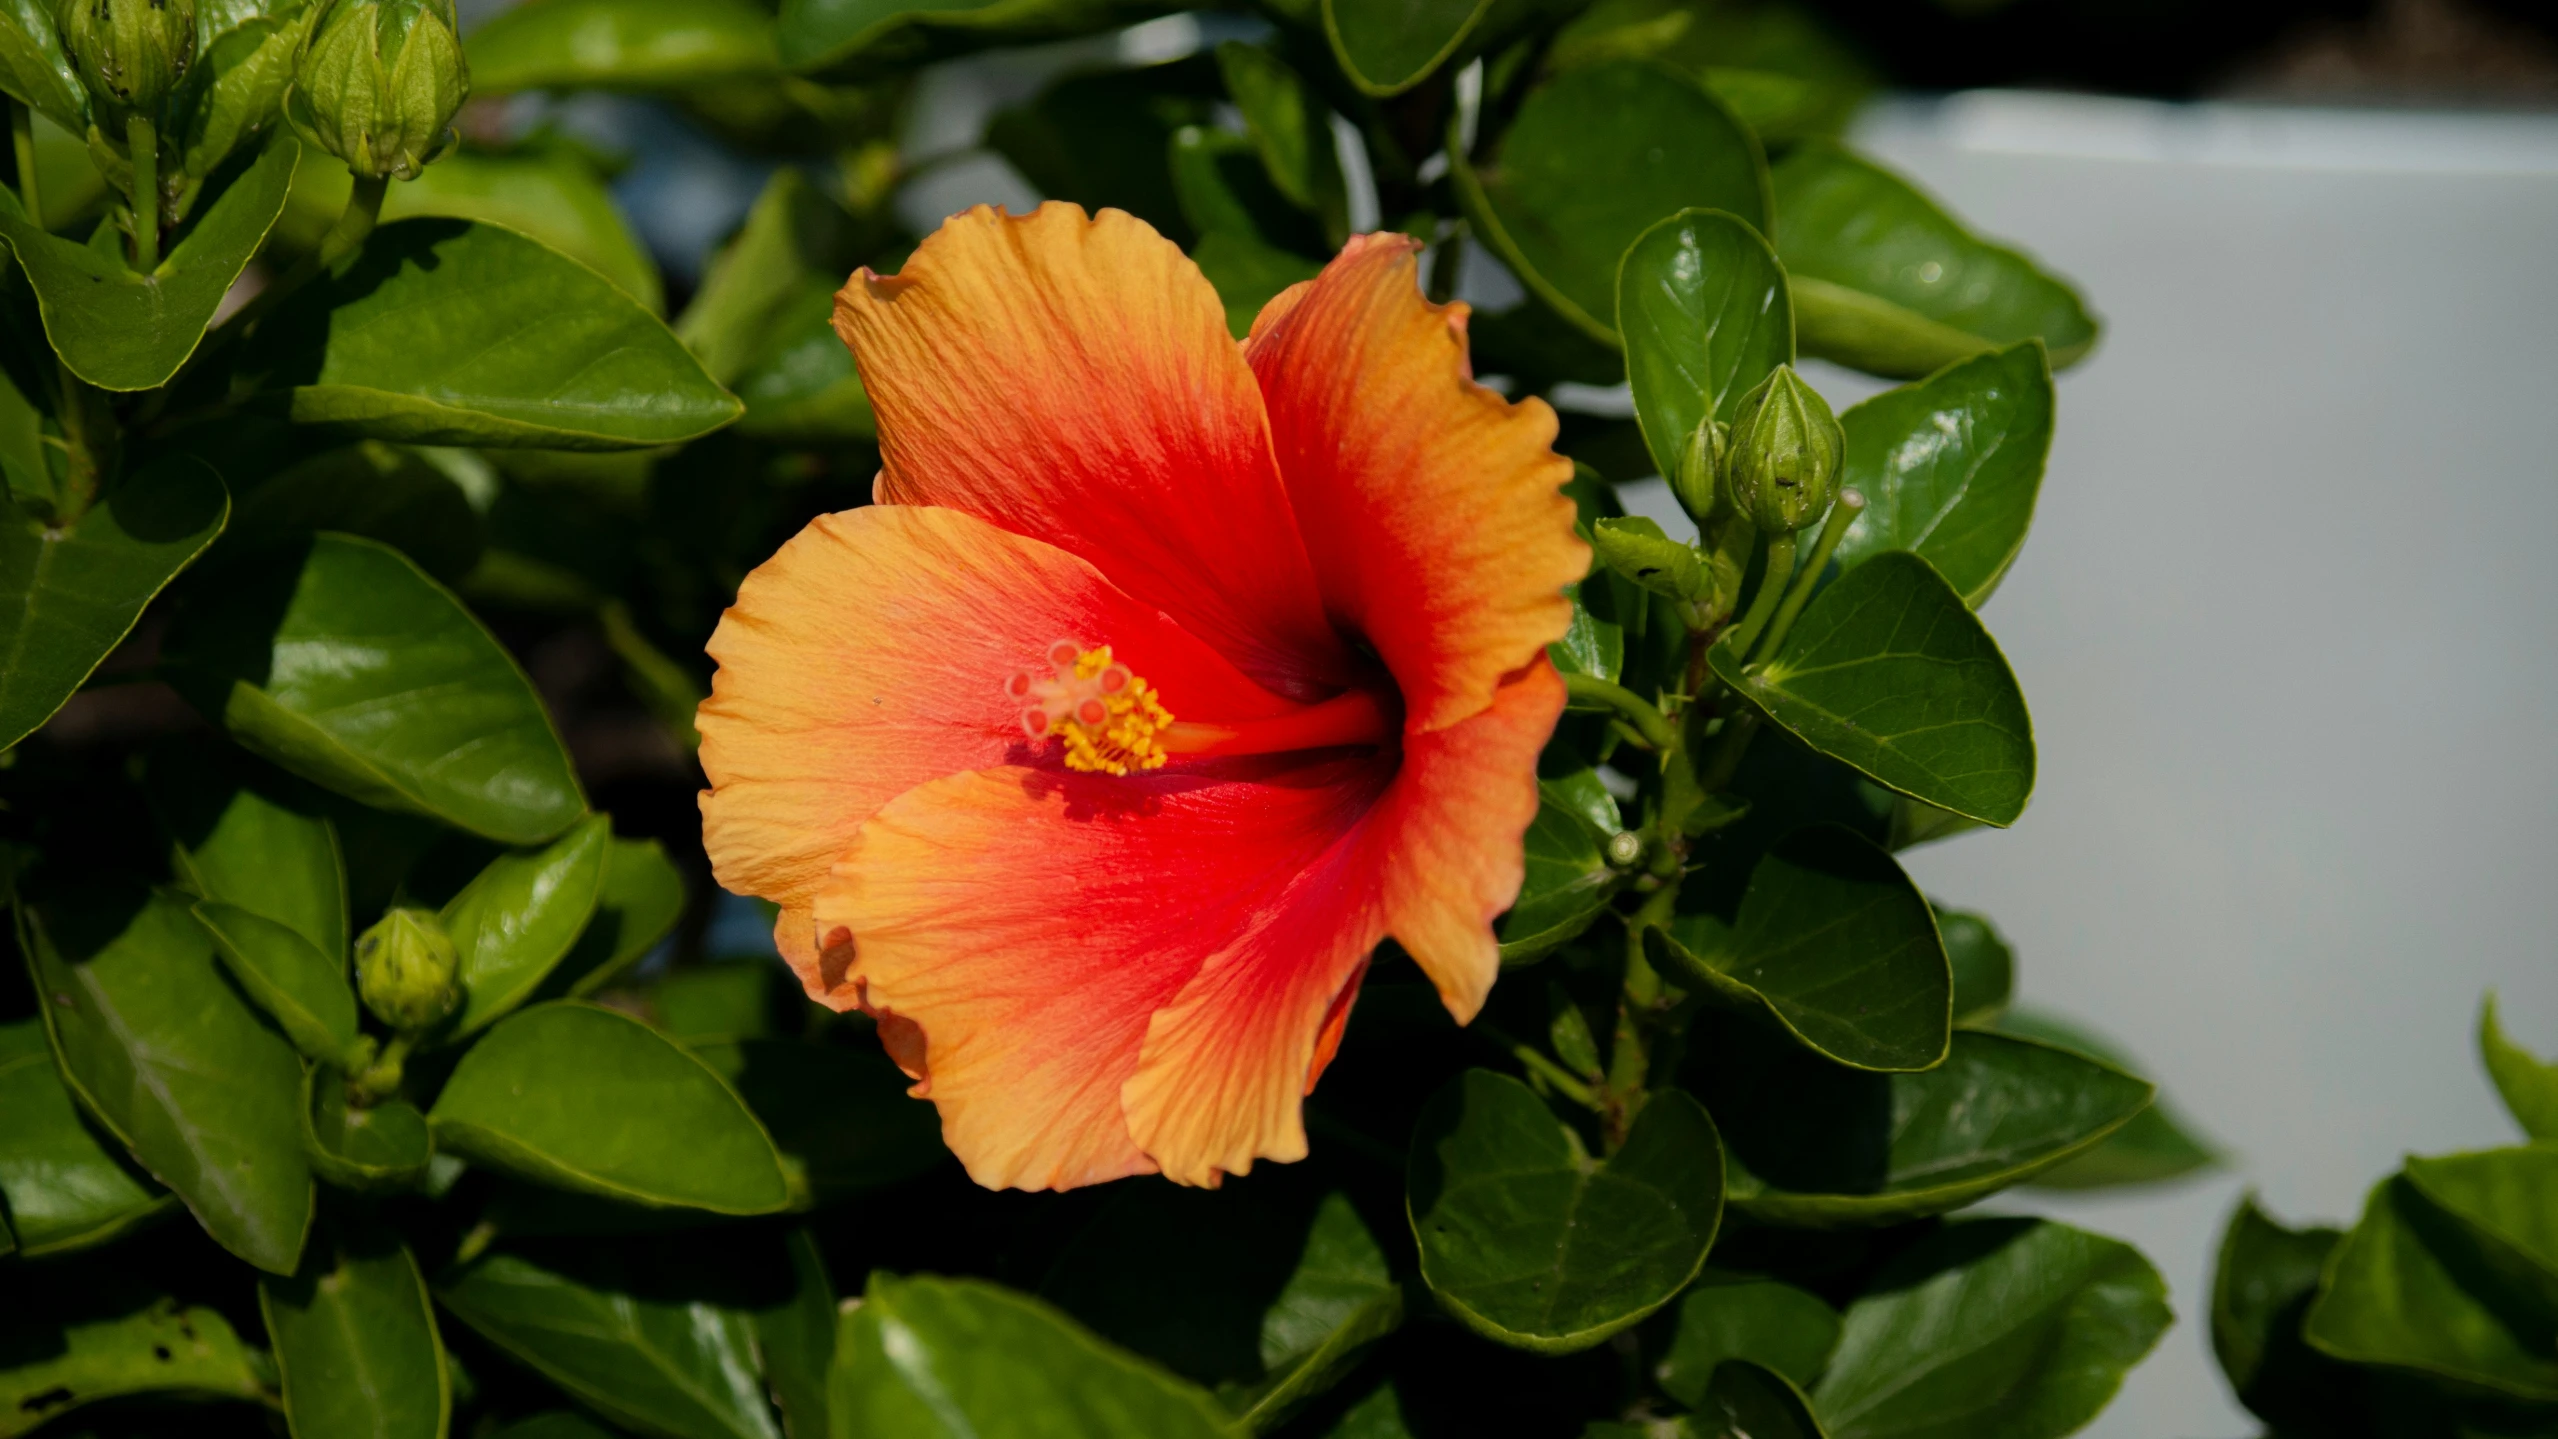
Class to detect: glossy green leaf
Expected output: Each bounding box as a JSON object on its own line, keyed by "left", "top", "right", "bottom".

{"left": 1214, "top": 43, "right": 1346, "bottom": 242}
{"left": 151, "top": 752, "right": 347, "bottom": 958}
{"left": 430, "top": 1001, "right": 790, "bottom": 1214}
{"left": 1813, "top": 1217, "right": 2170, "bottom": 1439}
{"left": 1997, "top": 1009, "right": 2217, "bottom": 1190}
{"left": 776, "top": 0, "right": 1175, "bottom": 79}
{"left": 0, "top": 1017, "right": 172, "bottom": 1256}
{"left": 173, "top": 5, "right": 319, "bottom": 182}
{"left": 19, "top": 883, "right": 313, "bottom": 1271}
{"left": 1547, "top": 579, "right": 1626, "bottom": 685}
{"left": 0, "top": 1265, "right": 266, "bottom": 1437}
{"left": 195, "top": 901, "right": 363, "bottom": 1066}
{"left": 244, "top": 219, "right": 740, "bottom": 449}
{"left": 439, "top": 815, "right": 612, "bottom": 1040}
{"left": 437, "top": 1245, "right": 786, "bottom": 1439}
{"left": 0, "top": 0, "right": 85, "bottom": 131}
{"left": 540, "top": 836, "right": 688, "bottom": 1000}
{"left": 2480, "top": 992, "right": 2558, "bottom": 1141}
{"left": 469, "top": 0, "right": 779, "bottom": 92}
{"left": 2403, "top": 1147, "right": 2558, "bottom": 1306}
{"left": 1831, "top": 342, "right": 2053, "bottom": 606}
{"left": 828, "top": 1272, "right": 1235, "bottom": 1439}
{"left": 1498, "top": 795, "right": 1624, "bottom": 966}
{"left": 1619, "top": 208, "right": 1792, "bottom": 483}
{"left": 167, "top": 533, "right": 586, "bottom": 846}
{"left": 758, "top": 1228, "right": 838, "bottom": 1439}
{"left": 1687, "top": 1360, "right": 1827, "bottom": 1439}
{"left": 261, "top": 1215, "right": 450, "bottom": 1439}
{"left": 1236, "top": 1194, "right": 1404, "bottom": 1432}
{"left": 1320, "top": 0, "right": 1510, "bottom": 97}
{"left": 678, "top": 168, "right": 860, "bottom": 388}
{"left": 0, "top": 136, "right": 296, "bottom": 390}
{"left": 2305, "top": 1173, "right": 2558, "bottom": 1400}
{"left": 226, "top": 439, "right": 485, "bottom": 583}
{"left": 303, "top": 1064, "right": 433, "bottom": 1191}
{"left": 2212, "top": 1194, "right": 2370, "bottom": 1432}
{"left": 691, "top": 1039, "right": 948, "bottom": 1207}
{"left": 1657, "top": 1274, "right": 1840, "bottom": 1404}
{"left": 1693, "top": 1025, "right": 2151, "bottom": 1228}
{"left": 1591, "top": 515, "right": 1705, "bottom": 601}
{"left": 1192, "top": 230, "right": 1323, "bottom": 339}
{"left": 1709, "top": 550, "right": 2034, "bottom": 827}
{"left": 654, "top": 965, "right": 775, "bottom": 1045}
{"left": 383, "top": 150, "right": 667, "bottom": 312}
{"left": 1772, "top": 146, "right": 2098, "bottom": 379}
{"left": 0, "top": 457, "right": 227, "bottom": 751}
{"left": 1936, "top": 906, "right": 2012, "bottom": 1026}
{"left": 1652, "top": 824, "right": 1949, "bottom": 1072}
{"left": 1408, "top": 1070, "right": 1722, "bottom": 1353}
{"left": 730, "top": 276, "right": 876, "bottom": 444}
{"left": 1455, "top": 61, "right": 1766, "bottom": 345}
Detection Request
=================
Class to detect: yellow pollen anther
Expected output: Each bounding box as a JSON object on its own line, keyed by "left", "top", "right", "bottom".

{"left": 1006, "top": 641, "right": 1174, "bottom": 775}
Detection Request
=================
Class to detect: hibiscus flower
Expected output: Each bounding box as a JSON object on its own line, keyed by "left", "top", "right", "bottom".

{"left": 696, "top": 203, "right": 1586, "bottom": 1191}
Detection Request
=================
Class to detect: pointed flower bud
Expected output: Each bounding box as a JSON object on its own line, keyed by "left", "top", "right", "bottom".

{"left": 355, "top": 906, "right": 461, "bottom": 1033}
{"left": 286, "top": 0, "right": 467, "bottom": 181}
{"left": 1724, "top": 366, "right": 1843, "bottom": 535}
{"left": 1669, "top": 414, "right": 1726, "bottom": 524}
{"left": 57, "top": 0, "right": 196, "bottom": 125}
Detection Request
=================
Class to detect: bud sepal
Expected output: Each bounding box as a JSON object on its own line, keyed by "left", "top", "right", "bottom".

{"left": 355, "top": 905, "right": 462, "bottom": 1034}
{"left": 1724, "top": 365, "right": 1844, "bottom": 535}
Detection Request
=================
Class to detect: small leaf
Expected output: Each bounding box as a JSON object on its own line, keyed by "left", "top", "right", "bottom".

{"left": 1997, "top": 1009, "right": 2218, "bottom": 1190}
{"left": 19, "top": 882, "right": 313, "bottom": 1273}
{"left": 0, "top": 1017, "right": 172, "bottom": 1257}
{"left": 0, "top": 0, "right": 86, "bottom": 132}
{"left": 2402, "top": 1147, "right": 2558, "bottom": 1309}
{"left": 0, "top": 456, "right": 228, "bottom": 751}
{"left": 1709, "top": 550, "right": 2033, "bottom": 827}
{"left": 775, "top": 0, "right": 1176, "bottom": 78}
{"left": 2304, "top": 1172, "right": 2558, "bottom": 1401}
{"left": 1831, "top": 342, "right": 2054, "bottom": 606}
{"left": 678, "top": 168, "right": 861, "bottom": 387}
{"left": 828, "top": 1272, "right": 1235, "bottom": 1438}
{"left": 149, "top": 748, "right": 347, "bottom": 959}
{"left": 539, "top": 835, "right": 688, "bottom": 1001}
{"left": 1688, "top": 1360, "right": 1828, "bottom": 1439}
{"left": 0, "top": 1263, "right": 266, "bottom": 1435}
{"left": 1590, "top": 515, "right": 1705, "bottom": 602}
{"left": 167, "top": 532, "right": 587, "bottom": 846}
{"left": 1936, "top": 905, "right": 2013, "bottom": 1026}
{"left": 261, "top": 1214, "right": 450, "bottom": 1439}
{"left": 1619, "top": 207, "right": 1792, "bottom": 483}
{"left": 1238, "top": 1194, "right": 1404, "bottom": 1431}
{"left": 224, "top": 439, "right": 486, "bottom": 582}
{"left": 1651, "top": 824, "right": 1950, "bottom": 1073}
{"left": 1772, "top": 146, "right": 2099, "bottom": 379}
{"left": 691, "top": 1038, "right": 949, "bottom": 1207}
{"left": 757, "top": 1228, "right": 838, "bottom": 1439}
{"left": 1657, "top": 1274, "right": 1841, "bottom": 1405}
{"left": 1691, "top": 1023, "right": 2151, "bottom": 1228}
{"left": 731, "top": 276, "right": 876, "bottom": 444}
{"left": 439, "top": 815, "right": 613, "bottom": 1040}
{"left": 430, "top": 1001, "right": 791, "bottom": 1214}
{"left": 2211, "top": 1194, "right": 2366, "bottom": 1432}
{"left": 469, "top": 0, "right": 779, "bottom": 92}
{"left": 243, "top": 219, "right": 740, "bottom": 450}
{"left": 173, "top": 7, "right": 319, "bottom": 182}
{"left": 1170, "top": 126, "right": 1325, "bottom": 261}
{"left": 302, "top": 1064, "right": 433, "bottom": 1192}
{"left": 1214, "top": 42, "right": 1347, "bottom": 241}
{"left": 0, "top": 137, "right": 297, "bottom": 390}
{"left": 1321, "top": 0, "right": 1490, "bottom": 97}
{"left": 1454, "top": 61, "right": 1766, "bottom": 345}
{"left": 1408, "top": 1070, "right": 1722, "bottom": 1353}
{"left": 2480, "top": 991, "right": 2558, "bottom": 1141}
{"left": 195, "top": 900, "right": 363, "bottom": 1066}
{"left": 1497, "top": 796, "right": 1623, "bottom": 966}
{"left": 1813, "top": 1218, "right": 2171, "bottom": 1439}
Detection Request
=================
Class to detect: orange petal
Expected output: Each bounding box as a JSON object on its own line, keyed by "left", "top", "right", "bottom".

{"left": 835, "top": 203, "right": 1350, "bottom": 700}
{"left": 697, "top": 503, "right": 1299, "bottom": 1009}
{"left": 809, "top": 754, "right": 1392, "bottom": 1192}
{"left": 1245, "top": 234, "right": 1587, "bottom": 733}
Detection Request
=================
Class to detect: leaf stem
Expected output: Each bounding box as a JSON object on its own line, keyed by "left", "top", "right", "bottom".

{"left": 1753, "top": 489, "right": 1865, "bottom": 664}
{"left": 125, "top": 114, "right": 157, "bottom": 271}
{"left": 11, "top": 100, "right": 40, "bottom": 231}
{"left": 1476, "top": 1021, "right": 1599, "bottom": 1109}
{"left": 318, "top": 174, "right": 388, "bottom": 270}
{"left": 1562, "top": 672, "right": 1678, "bottom": 753}
{"left": 1721, "top": 534, "right": 1796, "bottom": 660}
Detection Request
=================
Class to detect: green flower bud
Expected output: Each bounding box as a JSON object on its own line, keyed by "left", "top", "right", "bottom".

{"left": 1668, "top": 415, "right": 1726, "bottom": 524}
{"left": 1724, "top": 366, "right": 1843, "bottom": 535}
{"left": 355, "top": 906, "right": 460, "bottom": 1033}
{"left": 57, "top": 0, "right": 197, "bottom": 125}
{"left": 286, "top": 0, "right": 467, "bottom": 181}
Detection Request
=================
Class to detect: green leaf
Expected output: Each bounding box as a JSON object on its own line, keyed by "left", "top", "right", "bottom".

{"left": 2481, "top": 991, "right": 2558, "bottom": 1141}
{"left": 1171, "top": 126, "right": 1324, "bottom": 259}
{"left": 1687, "top": 1360, "right": 1828, "bottom": 1439}
{"left": 0, "top": 1264, "right": 267, "bottom": 1437}
{"left": 0, "top": 0, "right": 86, "bottom": 132}
{"left": 678, "top": 168, "right": 860, "bottom": 388}
{"left": 437, "top": 1244, "right": 787, "bottom": 1439}
{"left": 469, "top": 0, "right": 779, "bottom": 92}
{"left": 987, "top": 66, "right": 1200, "bottom": 246}
{"left": 1651, "top": 824, "right": 1950, "bottom": 1072}
{"left": 1191, "top": 230, "right": 1323, "bottom": 340}
{"left": 20, "top": 883, "right": 313, "bottom": 1272}
{"left": 1319, "top": 0, "right": 1506, "bottom": 97}
{"left": 1692, "top": 1024, "right": 2151, "bottom": 1228}
{"left": 0, "top": 136, "right": 297, "bottom": 390}
{"left": 1236, "top": 1194, "right": 1404, "bottom": 1432}
{"left": 2211, "top": 1194, "right": 2372, "bottom": 1432}
{"left": 1708, "top": 550, "right": 2034, "bottom": 827}
{"left": 2304, "top": 1173, "right": 2558, "bottom": 1401}
{"left": 1657, "top": 1274, "right": 1840, "bottom": 1404}
{"left": 1935, "top": 906, "right": 2012, "bottom": 1026}
{"left": 150, "top": 749, "right": 348, "bottom": 959}
{"left": 1830, "top": 342, "right": 2053, "bottom": 606}
{"left": 1546, "top": 580, "right": 1626, "bottom": 685}
{"left": 827, "top": 1273, "right": 1236, "bottom": 1439}
{"left": 439, "top": 815, "right": 613, "bottom": 1040}
{"left": 243, "top": 219, "right": 740, "bottom": 450}
{"left": 1996, "top": 1009, "right": 2217, "bottom": 1190}
{"left": 261, "top": 1214, "right": 450, "bottom": 1439}
{"left": 1618, "top": 208, "right": 1792, "bottom": 483}
{"left": 383, "top": 148, "right": 668, "bottom": 312}
{"left": 539, "top": 835, "right": 688, "bottom": 1000}
{"left": 302, "top": 1064, "right": 433, "bottom": 1192}
{"left": 1454, "top": 61, "right": 1766, "bottom": 345}
{"left": 166, "top": 532, "right": 586, "bottom": 846}
{"left": 1590, "top": 515, "right": 1705, "bottom": 602}
{"left": 1497, "top": 795, "right": 1624, "bottom": 966}
{"left": 1771, "top": 146, "right": 2098, "bottom": 379}
{"left": 1408, "top": 1070, "right": 1722, "bottom": 1353}
{"left": 2403, "top": 1147, "right": 2558, "bottom": 1310}
{"left": 0, "top": 1017, "right": 173, "bottom": 1256}
{"left": 225, "top": 439, "right": 486, "bottom": 583}
{"left": 691, "top": 1038, "right": 949, "bottom": 1207}
{"left": 1812, "top": 1218, "right": 2170, "bottom": 1439}
{"left": 429, "top": 1001, "right": 791, "bottom": 1214}
{"left": 776, "top": 0, "right": 1173, "bottom": 78}
{"left": 654, "top": 965, "right": 775, "bottom": 1045}
{"left": 1213, "top": 43, "right": 1347, "bottom": 243}
{"left": 757, "top": 1228, "right": 838, "bottom": 1439}
{"left": 1, "top": 456, "right": 228, "bottom": 751}
{"left": 194, "top": 901, "right": 363, "bottom": 1066}
{"left": 173, "top": 6, "right": 319, "bottom": 183}
{"left": 730, "top": 276, "right": 876, "bottom": 445}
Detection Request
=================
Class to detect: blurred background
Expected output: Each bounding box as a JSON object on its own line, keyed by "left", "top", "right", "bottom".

{"left": 450, "top": 0, "right": 2558, "bottom": 1430}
